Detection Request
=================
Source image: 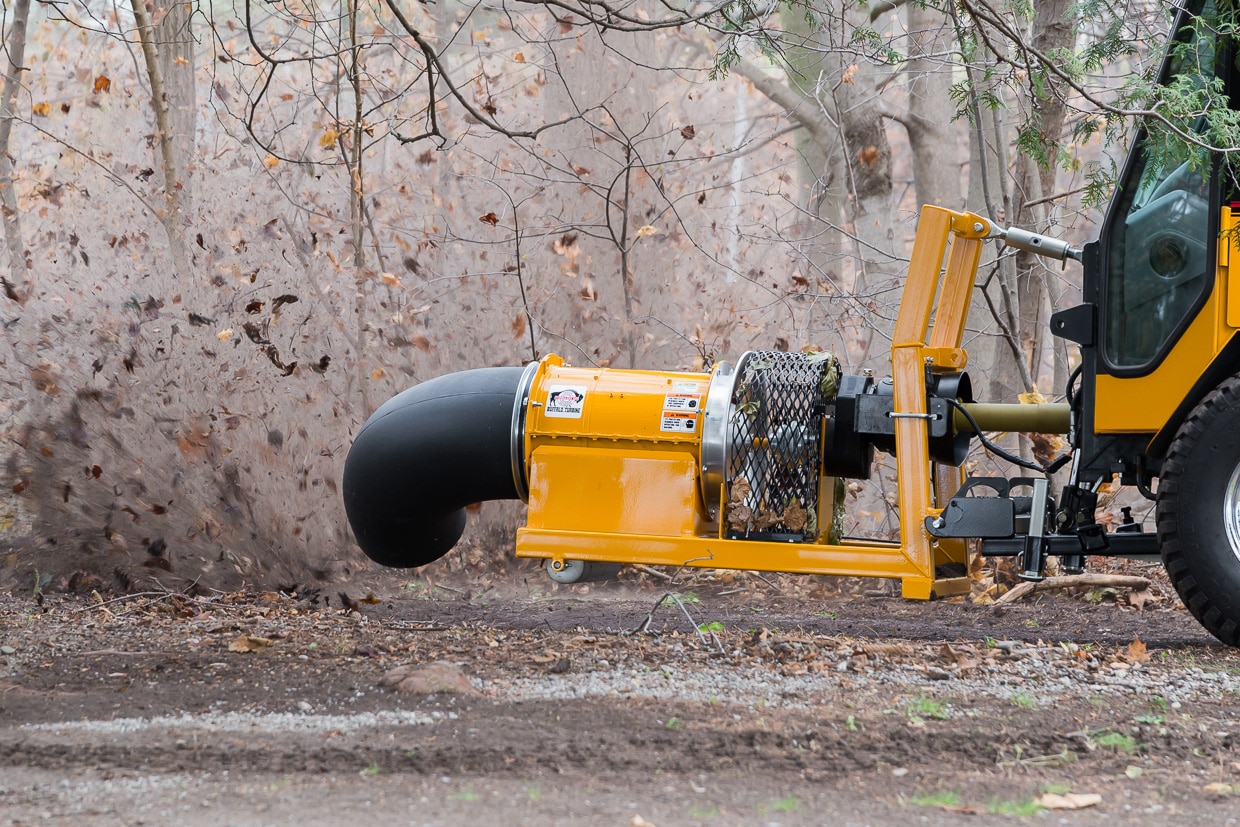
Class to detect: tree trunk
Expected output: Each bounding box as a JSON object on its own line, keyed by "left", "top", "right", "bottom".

{"left": 767, "top": 2, "right": 903, "bottom": 367}
{"left": 906, "top": 1, "right": 963, "bottom": 211}
{"left": 774, "top": 4, "right": 845, "bottom": 255}
{"left": 155, "top": 0, "right": 197, "bottom": 216}
{"left": 130, "top": 0, "right": 190, "bottom": 279}
{"left": 1010, "top": 0, "right": 1075, "bottom": 396}
{"left": 961, "top": 21, "right": 1029, "bottom": 406}
{"left": 345, "top": 0, "right": 373, "bottom": 416}
{"left": 0, "top": 0, "right": 31, "bottom": 298}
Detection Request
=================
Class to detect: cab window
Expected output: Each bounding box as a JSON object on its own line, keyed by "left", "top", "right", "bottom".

{"left": 1103, "top": 2, "right": 1215, "bottom": 369}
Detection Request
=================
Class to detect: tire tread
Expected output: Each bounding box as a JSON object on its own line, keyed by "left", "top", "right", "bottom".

{"left": 1158, "top": 376, "right": 1240, "bottom": 647}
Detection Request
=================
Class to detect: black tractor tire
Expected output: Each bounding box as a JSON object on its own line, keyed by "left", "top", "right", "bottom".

{"left": 1157, "top": 376, "right": 1240, "bottom": 646}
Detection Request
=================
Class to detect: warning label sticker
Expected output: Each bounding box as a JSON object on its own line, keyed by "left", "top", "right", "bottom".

{"left": 661, "top": 411, "right": 699, "bottom": 433}
{"left": 545, "top": 386, "right": 586, "bottom": 418}
{"left": 662, "top": 393, "right": 701, "bottom": 412}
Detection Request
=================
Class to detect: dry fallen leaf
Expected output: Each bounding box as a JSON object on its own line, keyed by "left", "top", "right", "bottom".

{"left": 380, "top": 661, "right": 479, "bottom": 695}
{"left": 228, "top": 635, "right": 274, "bottom": 653}
{"left": 1127, "top": 588, "right": 1155, "bottom": 610}
{"left": 1035, "top": 792, "right": 1101, "bottom": 810}
{"left": 782, "top": 500, "right": 808, "bottom": 532}
{"left": 726, "top": 503, "right": 752, "bottom": 531}
{"left": 1028, "top": 431, "right": 1064, "bottom": 466}
{"left": 1126, "top": 636, "right": 1150, "bottom": 663}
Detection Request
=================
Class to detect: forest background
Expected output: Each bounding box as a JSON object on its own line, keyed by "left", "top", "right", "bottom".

{"left": 0, "top": 0, "right": 1185, "bottom": 593}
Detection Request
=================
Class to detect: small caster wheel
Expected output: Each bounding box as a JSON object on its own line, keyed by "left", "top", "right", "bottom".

{"left": 545, "top": 559, "right": 622, "bottom": 584}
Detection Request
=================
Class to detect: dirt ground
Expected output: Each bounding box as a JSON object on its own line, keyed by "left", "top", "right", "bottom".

{"left": 4, "top": 566, "right": 1240, "bottom": 826}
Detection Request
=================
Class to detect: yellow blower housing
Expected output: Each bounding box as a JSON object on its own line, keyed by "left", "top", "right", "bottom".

{"left": 514, "top": 351, "right": 846, "bottom": 566}
{"left": 516, "top": 355, "right": 715, "bottom": 541}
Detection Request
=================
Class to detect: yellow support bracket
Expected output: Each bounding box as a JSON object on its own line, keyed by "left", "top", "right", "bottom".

{"left": 950, "top": 213, "right": 992, "bottom": 237}
{"left": 890, "top": 206, "right": 990, "bottom": 599}
{"left": 922, "top": 347, "right": 968, "bottom": 371}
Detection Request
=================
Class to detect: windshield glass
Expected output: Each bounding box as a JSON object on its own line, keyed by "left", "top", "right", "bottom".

{"left": 1103, "top": 2, "right": 1215, "bottom": 368}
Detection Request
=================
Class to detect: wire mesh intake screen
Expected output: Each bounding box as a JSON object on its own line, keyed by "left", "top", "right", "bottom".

{"left": 724, "top": 350, "right": 838, "bottom": 542}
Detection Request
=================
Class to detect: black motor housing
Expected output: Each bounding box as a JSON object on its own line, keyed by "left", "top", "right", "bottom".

{"left": 823, "top": 371, "right": 973, "bottom": 479}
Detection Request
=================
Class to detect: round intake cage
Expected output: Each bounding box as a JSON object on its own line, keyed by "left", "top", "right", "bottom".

{"left": 701, "top": 350, "right": 838, "bottom": 542}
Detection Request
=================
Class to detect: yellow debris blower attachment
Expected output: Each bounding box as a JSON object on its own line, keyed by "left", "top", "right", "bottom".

{"left": 344, "top": 207, "right": 1080, "bottom": 600}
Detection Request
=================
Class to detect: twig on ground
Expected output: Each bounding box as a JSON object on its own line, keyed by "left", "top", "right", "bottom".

{"left": 632, "top": 564, "right": 674, "bottom": 582}
{"left": 748, "top": 571, "right": 781, "bottom": 589}
{"left": 632, "top": 555, "right": 725, "bottom": 653}
{"left": 667, "top": 592, "right": 724, "bottom": 650}
{"left": 993, "top": 574, "right": 1151, "bottom": 606}
{"left": 71, "top": 591, "right": 181, "bottom": 613}
{"left": 381, "top": 621, "right": 451, "bottom": 632}
{"left": 78, "top": 650, "right": 178, "bottom": 657}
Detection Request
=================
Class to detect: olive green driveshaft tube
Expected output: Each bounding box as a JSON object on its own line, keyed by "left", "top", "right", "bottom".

{"left": 952, "top": 403, "right": 1071, "bottom": 435}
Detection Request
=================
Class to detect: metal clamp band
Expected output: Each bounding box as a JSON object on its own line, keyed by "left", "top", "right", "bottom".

{"left": 509, "top": 359, "right": 542, "bottom": 502}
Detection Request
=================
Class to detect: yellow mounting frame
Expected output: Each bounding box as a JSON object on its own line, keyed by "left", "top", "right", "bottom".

{"left": 515, "top": 206, "right": 991, "bottom": 599}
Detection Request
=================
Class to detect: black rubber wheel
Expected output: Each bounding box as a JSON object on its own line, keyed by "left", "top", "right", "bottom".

{"left": 1157, "top": 376, "right": 1240, "bottom": 646}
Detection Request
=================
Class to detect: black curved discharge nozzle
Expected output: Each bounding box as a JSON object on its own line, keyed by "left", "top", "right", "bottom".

{"left": 342, "top": 366, "right": 524, "bottom": 568}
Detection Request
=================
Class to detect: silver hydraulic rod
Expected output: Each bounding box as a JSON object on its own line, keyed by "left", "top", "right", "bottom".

{"left": 988, "top": 224, "right": 1083, "bottom": 263}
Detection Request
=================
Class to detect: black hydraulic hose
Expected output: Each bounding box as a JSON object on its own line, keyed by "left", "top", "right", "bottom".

{"left": 946, "top": 398, "right": 1071, "bottom": 476}
{"left": 342, "top": 366, "right": 525, "bottom": 568}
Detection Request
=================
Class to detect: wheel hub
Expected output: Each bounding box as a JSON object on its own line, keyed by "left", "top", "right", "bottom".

{"left": 1224, "top": 461, "right": 1240, "bottom": 564}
